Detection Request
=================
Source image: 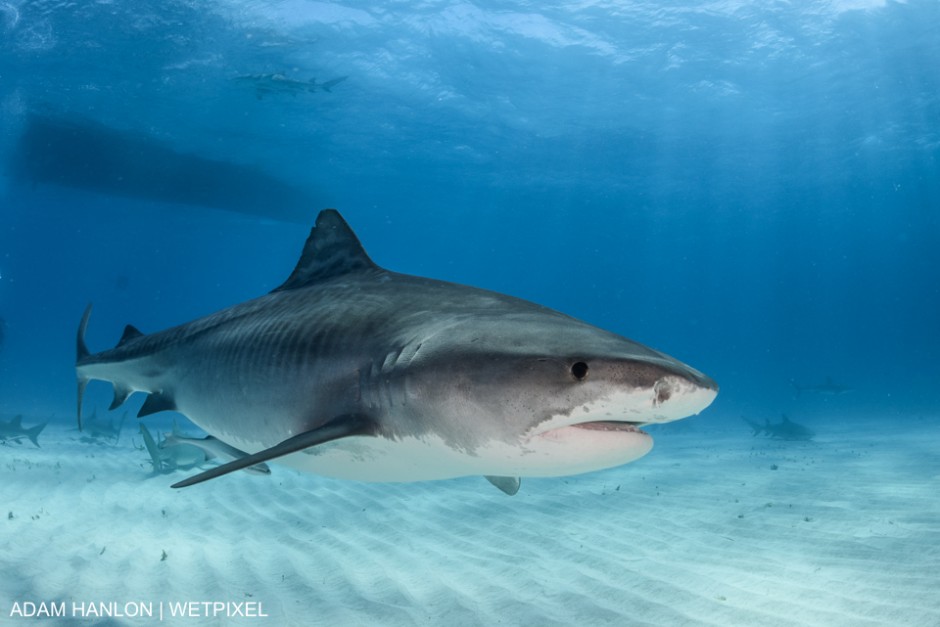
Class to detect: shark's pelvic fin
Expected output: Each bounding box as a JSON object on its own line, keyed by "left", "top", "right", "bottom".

{"left": 485, "top": 475, "right": 522, "bottom": 496}
{"left": 171, "top": 413, "right": 376, "bottom": 488}
{"left": 272, "top": 209, "right": 378, "bottom": 292}
{"left": 138, "top": 392, "right": 177, "bottom": 418}
{"left": 109, "top": 383, "right": 134, "bottom": 411}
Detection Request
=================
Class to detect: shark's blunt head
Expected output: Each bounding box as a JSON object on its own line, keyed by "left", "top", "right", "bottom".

{"left": 399, "top": 312, "right": 718, "bottom": 478}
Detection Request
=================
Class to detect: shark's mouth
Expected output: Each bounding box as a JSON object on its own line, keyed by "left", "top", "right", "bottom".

{"left": 570, "top": 421, "right": 646, "bottom": 433}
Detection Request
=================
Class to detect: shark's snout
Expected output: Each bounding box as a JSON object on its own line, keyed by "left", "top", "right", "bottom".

{"left": 646, "top": 371, "right": 718, "bottom": 424}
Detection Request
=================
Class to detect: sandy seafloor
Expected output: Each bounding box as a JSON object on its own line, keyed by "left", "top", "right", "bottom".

{"left": 1, "top": 417, "right": 938, "bottom": 627}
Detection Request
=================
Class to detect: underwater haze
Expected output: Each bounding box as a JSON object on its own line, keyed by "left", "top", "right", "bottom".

{"left": 1, "top": 1, "right": 939, "bottom": 626}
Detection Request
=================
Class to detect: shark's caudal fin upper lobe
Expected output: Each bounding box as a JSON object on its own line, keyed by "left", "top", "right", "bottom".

{"left": 76, "top": 304, "right": 93, "bottom": 430}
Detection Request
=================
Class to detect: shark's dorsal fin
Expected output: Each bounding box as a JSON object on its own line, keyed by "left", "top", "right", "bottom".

{"left": 273, "top": 209, "right": 378, "bottom": 292}
{"left": 118, "top": 325, "right": 144, "bottom": 346}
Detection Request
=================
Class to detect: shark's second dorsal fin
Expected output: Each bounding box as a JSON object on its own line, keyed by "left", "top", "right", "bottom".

{"left": 118, "top": 325, "right": 144, "bottom": 346}
{"left": 273, "top": 209, "right": 378, "bottom": 292}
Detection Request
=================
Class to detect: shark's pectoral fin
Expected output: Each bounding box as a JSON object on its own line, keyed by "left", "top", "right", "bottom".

{"left": 171, "top": 414, "right": 376, "bottom": 488}
{"left": 485, "top": 475, "right": 521, "bottom": 496}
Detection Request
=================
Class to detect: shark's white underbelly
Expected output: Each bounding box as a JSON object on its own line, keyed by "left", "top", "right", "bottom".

{"left": 234, "top": 428, "right": 654, "bottom": 482}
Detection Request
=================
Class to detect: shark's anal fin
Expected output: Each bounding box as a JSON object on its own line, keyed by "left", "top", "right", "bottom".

{"left": 171, "top": 414, "right": 376, "bottom": 488}
{"left": 138, "top": 392, "right": 176, "bottom": 418}
{"left": 485, "top": 475, "right": 521, "bottom": 496}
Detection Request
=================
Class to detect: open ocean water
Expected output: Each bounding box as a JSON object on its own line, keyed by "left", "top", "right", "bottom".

{"left": 1, "top": 1, "right": 938, "bottom": 626}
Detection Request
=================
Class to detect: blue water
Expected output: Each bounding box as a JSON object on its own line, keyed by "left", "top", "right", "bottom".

{"left": 2, "top": 0, "right": 937, "bottom": 427}
{"left": 1, "top": 2, "right": 939, "bottom": 624}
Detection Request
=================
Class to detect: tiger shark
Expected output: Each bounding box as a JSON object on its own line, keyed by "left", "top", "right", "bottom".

{"left": 76, "top": 209, "right": 717, "bottom": 494}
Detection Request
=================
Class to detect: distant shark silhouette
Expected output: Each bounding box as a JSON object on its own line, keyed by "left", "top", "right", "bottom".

{"left": 0, "top": 415, "right": 47, "bottom": 447}
{"left": 139, "top": 423, "right": 206, "bottom": 473}
{"left": 138, "top": 422, "right": 271, "bottom": 475}
{"left": 79, "top": 408, "right": 126, "bottom": 444}
{"left": 743, "top": 415, "right": 815, "bottom": 441}
{"left": 10, "top": 114, "right": 318, "bottom": 222}
{"left": 161, "top": 422, "right": 270, "bottom": 476}
{"left": 790, "top": 377, "right": 852, "bottom": 396}
{"left": 232, "top": 73, "right": 348, "bottom": 99}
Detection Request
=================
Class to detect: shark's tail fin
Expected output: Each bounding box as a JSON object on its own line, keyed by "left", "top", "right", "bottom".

{"left": 139, "top": 424, "right": 163, "bottom": 472}
{"left": 8, "top": 416, "right": 44, "bottom": 446}
{"left": 113, "top": 412, "right": 127, "bottom": 444}
{"left": 742, "top": 416, "right": 763, "bottom": 436}
{"left": 25, "top": 421, "right": 47, "bottom": 447}
{"left": 76, "top": 304, "right": 93, "bottom": 430}
{"left": 320, "top": 76, "right": 348, "bottom": 93}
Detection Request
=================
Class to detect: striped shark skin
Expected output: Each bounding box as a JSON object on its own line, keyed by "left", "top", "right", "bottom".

{"left": 76, "top": 210, "right": 717, "bottom": 494}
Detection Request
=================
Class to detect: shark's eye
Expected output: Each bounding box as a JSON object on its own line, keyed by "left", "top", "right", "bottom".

{"left": 571, "top": 361, "right": 589, "bottom": 381}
